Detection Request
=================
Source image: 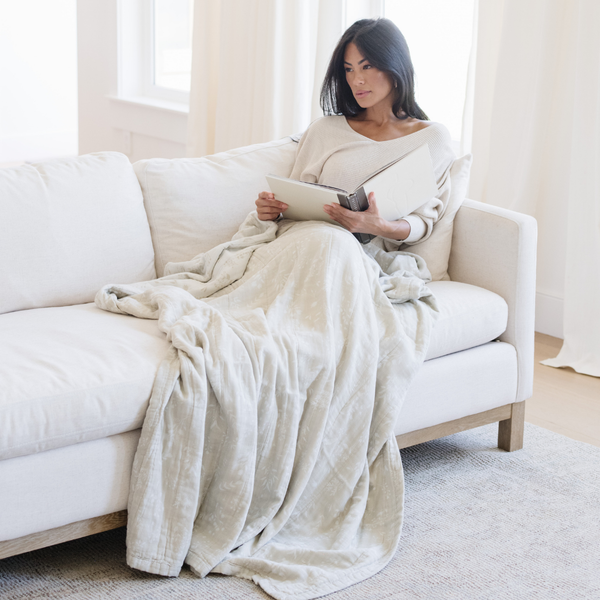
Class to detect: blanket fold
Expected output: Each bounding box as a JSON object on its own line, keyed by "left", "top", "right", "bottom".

{"left": 95, "top": 214, "right": 437, "bottom": 599}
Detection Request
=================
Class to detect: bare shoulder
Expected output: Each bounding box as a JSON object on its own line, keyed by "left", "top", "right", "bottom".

{"left": 412, "top": 120, "right": 452, "bottom": 142}
{"left": 419, "top": 120, "right": 450, "bottom": 133}
{"left": 375, "top": 117, "right": 432, "bottom": 140}
{"left": 405, "top": 118, "right": 432, "bottom": 134}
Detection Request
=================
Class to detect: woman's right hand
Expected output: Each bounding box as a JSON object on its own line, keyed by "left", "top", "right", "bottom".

{"left": 256, "top": 191, "right": 288, "bottom": 221}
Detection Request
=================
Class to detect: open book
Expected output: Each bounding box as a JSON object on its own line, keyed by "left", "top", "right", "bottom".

{"left": 266, "top": 143, "right": 437, "bottom": 244}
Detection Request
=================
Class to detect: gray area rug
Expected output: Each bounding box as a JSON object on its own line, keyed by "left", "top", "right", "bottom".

{"left": 1, "top": 423, "right": 599, "bottom": 599}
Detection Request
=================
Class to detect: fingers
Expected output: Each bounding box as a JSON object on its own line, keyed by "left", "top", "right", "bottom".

{"left": 323, "top": 202, "right": 380, "bottom": 234}
{"left": 256, "top": 191, "right": 288, "bottom": 221}
{"left": 257, "top": 199, "right": 288, "bottom": 212}
{"left": 366, "top": 192, "right": 378, "bottom": 212}
{"left": 323, "top": 203, "right": 353, "bottom": 228}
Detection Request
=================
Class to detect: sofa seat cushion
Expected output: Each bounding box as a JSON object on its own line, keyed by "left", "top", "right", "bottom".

{"left": 0, "top": 281, "right": 507, "bottom": 462}
{"left": 0, "top": 304, "right": 169, "bottom": 461}
{"left": 425, "top": 281, "right": 508, "bottom": 361}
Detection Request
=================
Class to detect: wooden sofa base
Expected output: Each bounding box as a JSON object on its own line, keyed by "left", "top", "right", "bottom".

{"left": 396, "top": 401, "right": 525, "bottom": 451}
{"left": 0, "top": 510, "right": 127, "bottom": 560}
{"left": 0, "top": 402, "right": 525, "bottom": 561}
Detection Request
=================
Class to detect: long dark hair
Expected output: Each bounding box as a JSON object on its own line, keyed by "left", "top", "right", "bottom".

{"left": 320, "top": 18, "right": 428, "bottom": 121}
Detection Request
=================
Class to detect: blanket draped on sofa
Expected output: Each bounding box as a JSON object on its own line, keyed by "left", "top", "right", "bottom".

{"left": 95, "top": 214, "right": 437, "bottom": 600}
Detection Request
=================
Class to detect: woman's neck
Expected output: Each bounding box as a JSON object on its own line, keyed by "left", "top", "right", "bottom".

{"left": 356, "top": 101, "right": 404, "bottom": 126}
{"left": 345, "top": 103, "right": 426, "bottom": 142}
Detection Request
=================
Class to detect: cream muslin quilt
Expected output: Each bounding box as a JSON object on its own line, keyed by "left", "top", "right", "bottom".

{"left": 95, "top": 215, "right": 438, "bottom": 600}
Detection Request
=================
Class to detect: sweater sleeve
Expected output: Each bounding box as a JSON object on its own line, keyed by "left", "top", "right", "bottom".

{"left": 289, "top": 118, "right": 327, "bottom": 183}
{"left": 402, "top": 214, "right": 427, "bottom": 243}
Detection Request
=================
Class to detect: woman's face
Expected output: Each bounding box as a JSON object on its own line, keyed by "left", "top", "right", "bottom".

{"left": 343, "top": 42, "right": 395, "bottom": 111}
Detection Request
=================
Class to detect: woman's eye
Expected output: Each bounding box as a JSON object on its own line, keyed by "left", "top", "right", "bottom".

{"left": 363, "top": 64, "right": 372, "bottom": 69}
{"left": 345, "top": 67, "right": 352, "bottom": 73}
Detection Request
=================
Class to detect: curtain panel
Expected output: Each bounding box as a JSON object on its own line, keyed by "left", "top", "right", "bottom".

{"left": 469, "top": 0, "right": 600, "bottom": 376}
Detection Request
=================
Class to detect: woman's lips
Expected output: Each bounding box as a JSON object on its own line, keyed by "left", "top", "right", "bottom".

{"left": 355, "top": 90, "right": 370, "bottom": 98}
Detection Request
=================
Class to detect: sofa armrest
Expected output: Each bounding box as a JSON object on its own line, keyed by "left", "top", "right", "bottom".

{"left": 448, "top": 198, "right": 538, "bottom": 402}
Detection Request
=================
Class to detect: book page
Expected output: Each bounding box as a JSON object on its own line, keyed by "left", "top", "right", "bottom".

{"left": 352, "top": 152, "right": 409, "bottom": 192}
{"left": 359, "top": 144, "right": 437, "bottom": 221}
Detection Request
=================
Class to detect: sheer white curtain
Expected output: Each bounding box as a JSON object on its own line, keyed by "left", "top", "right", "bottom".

{"left": 186, "top": 0, "right": 382, "bottom": 157}
{"left": 468, "top": 0, "right": 600, "bottom": 377}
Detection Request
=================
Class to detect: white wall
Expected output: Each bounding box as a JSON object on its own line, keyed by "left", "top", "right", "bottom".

{"left": 77, "top": 0, "right": 187, "bottom": 162}
{"left": 0, "top": 0, "right": 78, "bottom": 163}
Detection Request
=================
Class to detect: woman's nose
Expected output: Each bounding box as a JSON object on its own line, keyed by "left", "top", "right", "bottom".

{"left": 352, "top": 72, "right": 364, "bottom": 85}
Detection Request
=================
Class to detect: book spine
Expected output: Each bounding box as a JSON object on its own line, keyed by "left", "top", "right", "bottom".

{"left": 337, "top": 190, "right": 374, "bottom": 244}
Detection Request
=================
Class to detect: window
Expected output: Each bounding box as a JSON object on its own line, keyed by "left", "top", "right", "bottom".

{"left": 385, "top": 0, "right": 476, "bottom": 148}
{"left": 115, "top": 0, "right": 193, "bottom": 107}
{"left": 150, "top": 0, "right": 193, "bottom": 98}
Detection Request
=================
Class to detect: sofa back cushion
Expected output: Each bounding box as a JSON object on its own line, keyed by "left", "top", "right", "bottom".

{"left": 0, "top": 152, "right": 156, "bottom": 315}
{"left": 406, "top": 153, "right": 473, "bottom": 281}
{"left": 134, "top": 137, "right": 298, "bottom": 277}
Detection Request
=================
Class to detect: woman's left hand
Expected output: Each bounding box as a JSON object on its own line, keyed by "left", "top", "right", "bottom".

{"left": 323, "top": 192, "right": 409, "bottom": 240}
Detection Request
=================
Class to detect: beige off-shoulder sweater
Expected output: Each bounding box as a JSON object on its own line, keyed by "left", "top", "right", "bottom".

{"left": 289, "top": 115, "right": 455, "bottom": 244}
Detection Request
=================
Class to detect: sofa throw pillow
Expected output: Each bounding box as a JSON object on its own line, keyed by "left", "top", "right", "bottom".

{"left": 406, "top": 153, "right": 473, "bottom": 281}
{"left": 0, "top": 152, "right": 156, "bottom": 315}
{"left": 135, "top": 137, "right": 298, "bottom": 277}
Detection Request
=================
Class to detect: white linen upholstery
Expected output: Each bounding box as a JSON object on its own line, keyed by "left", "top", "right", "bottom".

{"left": 425, "top": 280, "right": 507, "bottom": 361}
{"left": 449, "top": 199, "right": 537, "bottom": 401}
{"left": 0, "top": 431, "right": 139, "bottom": 542}
{"left": 406, "top": 153, "right": 473, "bottom": 281}
{"left": 396, "top": 342, "right": 518, "bottom": 436}
{"left": 0, "top": 152, "right": 156, "bottom": 315}
{"left": 134, "top": 137, "right": 298, "bottom": 277}
{"left": 0, "top": 140, "right": 537, "bottom": 565}
{"left": 0, "top": 304, "right": 169, "bottom": 461}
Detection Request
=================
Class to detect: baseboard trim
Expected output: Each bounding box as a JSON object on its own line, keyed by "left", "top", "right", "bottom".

{"left": 535, "top": 291, "right": 563, "bottom": 339}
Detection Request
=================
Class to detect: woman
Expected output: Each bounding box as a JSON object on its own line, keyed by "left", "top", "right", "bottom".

{"left": 256, "top": 17, "right": 454, "bottom": 248}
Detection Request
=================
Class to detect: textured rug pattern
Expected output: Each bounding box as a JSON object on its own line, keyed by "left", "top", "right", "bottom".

{"left": 1, "top": 423, "right": 599, "bottom": 599}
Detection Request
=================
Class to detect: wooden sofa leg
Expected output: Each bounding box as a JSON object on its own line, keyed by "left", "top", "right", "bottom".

{"left": 498, "top": 401, "right": 525, "bottom": 451}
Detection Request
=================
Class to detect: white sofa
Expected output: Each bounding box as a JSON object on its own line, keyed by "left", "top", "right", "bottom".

{"left": 0, "top": 137, "right": 537, "bottom": 560}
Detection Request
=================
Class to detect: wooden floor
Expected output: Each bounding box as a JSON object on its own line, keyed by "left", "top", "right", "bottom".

{"left": 527, "top": 333, "right": 600, "bottom": 447}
